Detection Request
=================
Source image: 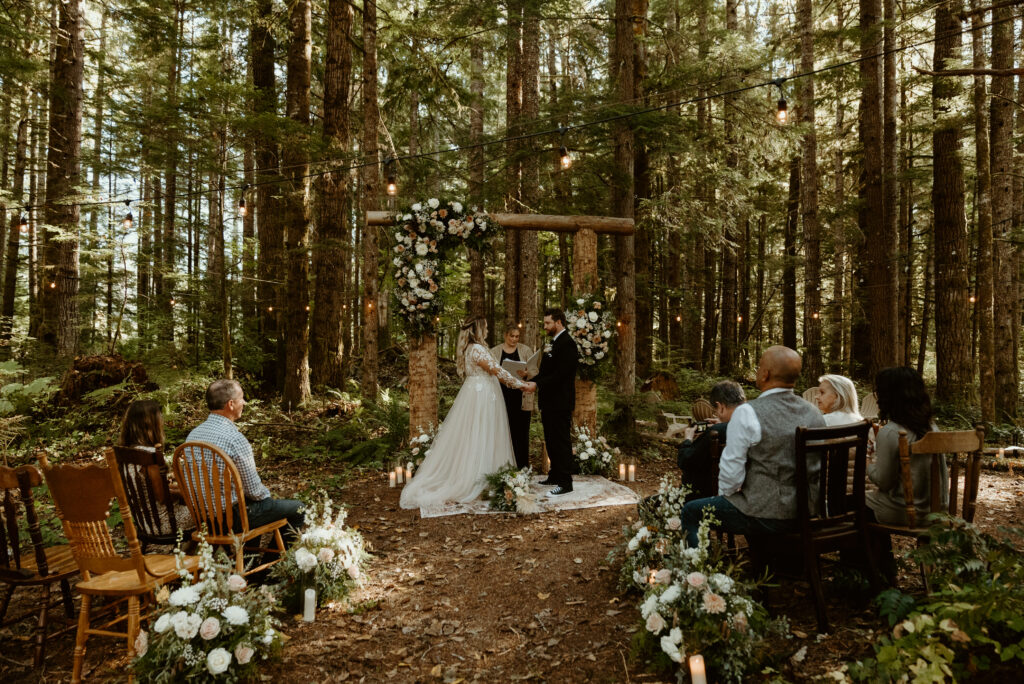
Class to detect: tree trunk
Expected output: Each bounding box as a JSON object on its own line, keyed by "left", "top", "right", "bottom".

{"left": 159, "top": 7, "right": 183, "bottom": 344}
{"left": 633, "top": 3, "right": 652, "bottom": 379}
{"left": 971, "top": 0, "right": 995, "bottom": 421}
{"left": 361, "top": 0, "right": 381, "bottom": 400}
{"left": 519, "top": 2, "right": 541, "bottom": 351}
{"left": 241, "top": 145, "right": 256, "bottom": 328}
{"left": 799, "top": 0, "right": 822, "bottom": 381}
{"left": 719, "top": 0, "right": 738, "bottom": 376}
{"left": 311, "top": 0, "right": 352, "bottom": 389}
{"left": 504, "top": 0, "right": 523, "bottom": 332}
{"left": 991, "top": 2, "right": 1018, "bottom": 419}
{"left": 932, "top": 0, "right": 971, "bottom": 405}
{"left": 783, "top": 157, "right": 799, "bottom": 350}
{"left": 883, "top": 0, "right": 899, "bottom": 364}
{"left": 830, "top": 1, "right": 847, "bottom": 372}
{"left": 282, "top": 0, "right": 312, "bottom": 409}
{"left": 1, "top": 108, "right": 28, "bottom": 348}
{"left": 468, "top": 28, "right": 486, "bottom": 319}
{"left": 39, "top": 0, "right": 84, "bottom": 356}
{"left": 409, "top": 334, "right": 438, "bottom": 436}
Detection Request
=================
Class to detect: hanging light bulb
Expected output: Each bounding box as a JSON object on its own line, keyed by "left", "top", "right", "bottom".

{"left": 385, "top": 157, "right": 398, "bottom": 196}
{"left": 18, "top": 208, "right": 29, "bottom": 233}
{"left": 169, "top": 298, "right": 176, "bottom": 306}
{"left": 122, "top": 199, "right": 133, "bottom": 230}
{"left": 812, "top": 311, "right": 819, "bottom": 319}
{"left": 969, "top": 295, "right": 977, "bottom": 304}
{"left": 49, "top": 281, "right": 56, "bottom": 289}
{"left": 772, "top": 77, "right": 788, "bottom": 124}
{"left": 239, "top": 183, "right": 249, "bottom": 217}
{"left": 559, "top": 145, "right": 572, "bottom": 170}
{"left": 386, "top": 174, "right": 397, "bottom": 196}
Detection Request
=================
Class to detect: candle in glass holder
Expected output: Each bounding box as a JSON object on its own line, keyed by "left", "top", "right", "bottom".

{"left": 303, "top": 588, "right": 316, "bottom": 622}
{"left": 998, "top": 448, "right": 1005, "bottom": 458}
{"left": 688, "top": 654, "right": 706, "bottom": 684}
{"left": 628, "top": 463, "right": 636, "bottom": 482}
{"left": 405, "top": 466, "right": 412, "bottom": 481}
{"left": 389, "top": 471, "right": 397, "bottom": 488}
{"left": 395, "top": 465, "right": 404, "bottom": 484}
{"left": 619, "top": 463, "right": 627, "bottom": 481}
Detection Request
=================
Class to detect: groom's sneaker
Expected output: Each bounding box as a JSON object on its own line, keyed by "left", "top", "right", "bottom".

{"left": 548, "top": 485, "right": 573, "bottom": 496}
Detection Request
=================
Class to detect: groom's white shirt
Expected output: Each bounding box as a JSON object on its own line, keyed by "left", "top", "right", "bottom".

{"left": 552, "top": 328, "right": 566, "bottom": 343}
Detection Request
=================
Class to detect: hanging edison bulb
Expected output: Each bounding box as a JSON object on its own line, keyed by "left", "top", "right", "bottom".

{"left": 776, "top": 97, "right": 788, "bottom": 124}
{"left": 18, "top": 209, "right": 28, "bottom": 233}
{"left": 122, "top": 200, "right": 133, "bottom": 230}
{"left": 559, "top": 145, "right": 572, "bottom": 170}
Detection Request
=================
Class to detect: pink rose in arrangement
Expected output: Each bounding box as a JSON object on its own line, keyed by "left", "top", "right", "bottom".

{"left": 134, "top": 630, "right": 148, "bottom": 657}
{"left": 653, "top": 569, "right": 672, "bottom": 585}
{"left": 234, "top": 643, "right": 255, "bottom": 665}
{"left": 227, "top": 574, "right": 247, "bottom": 592}
{"left": 686, "top": 571, "right": 707, "bottom": 589}
{"left": 199, "top": 616, "right": 221, "bottom": 641}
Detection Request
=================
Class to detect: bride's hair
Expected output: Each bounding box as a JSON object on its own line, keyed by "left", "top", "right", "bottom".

{"left": 456, "top": 318, "right": 488, "bottom": 377}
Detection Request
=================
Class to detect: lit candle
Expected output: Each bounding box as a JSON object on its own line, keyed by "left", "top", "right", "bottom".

{"left": 405, "top": 466, "right": 413, "bottom": 481}
{"left": 395, "top": 466, "right": 404, "bottom": 484}
{"left": 689, "top": 655, "right": 707, "bottom": 684}
{"left": 628, "top": 464, "right": 636, "bottom": 482}
{"left": 303, "top": 588, "right": 316, "bottom": 622}
{"left": 407, "top": 461, "right": 414, "bottom": 477}
{"left": 998, "top": 448, "right": 1005, "bottom": 458}
{"left": 619, "top": 463, "right": 627, "bottom": 481}
{"left": 389, "top": 471, "right": 397, "bottom": 488}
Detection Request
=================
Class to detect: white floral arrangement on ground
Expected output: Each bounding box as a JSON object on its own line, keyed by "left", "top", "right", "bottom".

{"left": 483, "top": 464, "right": 540, "bottom": 514}
{"left": 572, "top": 425, "right": 620, "bottom": 476}
{"left": 565, "top": 293, "right": 614, "bottom": 379}
{"left": 134, "top": 538, "right": 282, "bottom": 682}
{"left": 391, "top": 199, "right": 495, "bottom": 334}
{"left": 397, "top": 425, "right": 437, "bottom": 469}
{"left": 610, "top": 476, "right": 689, "bottom": 591}
{"left": 269, "top": 493, "right": 368, "bottom": 608}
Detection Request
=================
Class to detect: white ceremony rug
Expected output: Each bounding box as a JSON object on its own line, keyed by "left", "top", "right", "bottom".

{"left": 417, "top": 474, "right": 641, "bottom": 519}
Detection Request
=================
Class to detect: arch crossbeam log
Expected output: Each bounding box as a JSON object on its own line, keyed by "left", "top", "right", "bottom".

{"left": 366, "top": 211, "right": 634, "bottom": 235}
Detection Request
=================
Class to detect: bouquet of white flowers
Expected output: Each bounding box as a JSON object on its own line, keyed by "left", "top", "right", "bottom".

{"left": 134, "top": 538, "right": 282, "bottom": 682}
{"left": 483, "top": 464, "right": 540, "bottom": 515}
{"left": 396, "top": 425, "right": 436, "bottom": 470}
{"left": 565, "top": 293, "right": 614, "bottom": 380}
{"left": 609, "top": 476, "right": 689, "bottom": 591}
{"left": 269, "top": 494, "right": 368, "bottom": 609}
{"left": 571, "top": 425, "right": 620, "bottom": 476}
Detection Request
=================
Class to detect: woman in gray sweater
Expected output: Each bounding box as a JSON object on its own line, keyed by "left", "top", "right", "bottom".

{"left": 866, "top": 367, "right": 944, "bottom": 525}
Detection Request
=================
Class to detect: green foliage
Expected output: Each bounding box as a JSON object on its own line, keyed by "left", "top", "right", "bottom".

{"left": 0, "top": 375, "right": 58, "bottom": 416}
{"left": 849, "top": 518, "right": 1024, "bottom": 681}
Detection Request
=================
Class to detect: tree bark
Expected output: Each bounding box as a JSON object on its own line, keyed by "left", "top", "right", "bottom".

{"left": 361, "top": 0, "right": 381, "bottom": 400}
{"left": 1, "top": 107, "right": 28, "bottom": 348}
{"left": 883, "top": 0, "right": 899, "bottom": 364}
{"left": 504, "top": 0, "right": 523, "bottom": 332}
{"left": 39, "top": 0, "right": 84, "bottom": 356}
{"left": 519, "top": 1, "right": 541, "bottom": 351}
{"left": 783, "top": 157, "right": 799, "bottom": 351}
{"left": 468, "top": 26, "right": 486, "bottom": 320}
{"left": 932, "top": 0, "right": 972, "bottom": 406}
{"left": 282, "top": 0, "right": 312, "bottom": 409}
{"left": 311, "top": 0, "right": 352, "bottom": 389}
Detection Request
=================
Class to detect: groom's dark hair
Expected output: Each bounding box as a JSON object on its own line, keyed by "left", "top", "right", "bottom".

{"left": 544, "top": 308, "right": 567, "bottom": 325}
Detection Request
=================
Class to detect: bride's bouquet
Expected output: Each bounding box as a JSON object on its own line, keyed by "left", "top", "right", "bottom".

{"left": 572, "top": 425, "right": 620, "bottom": 477}
{"left": 483, "top": 464, "right": 540, "bottom": 515}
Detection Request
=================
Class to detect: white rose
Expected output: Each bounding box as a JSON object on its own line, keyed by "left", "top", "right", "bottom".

{"left": 711, "top": 573, "right": 735, "bottom": 594}
{"left": 392, "top": 257, "right": 401, "bottom": 267}
{"left": 452, "top": 201, "right": 463, "bottom": 213}
{"left": 402, "top": 213, "right": 412, "bottom": 221}
{"left": 154, "top": 613, "right": 172, "bottom": 634}
{"left": 174, "top": 612, "right": 202, "bottom": 640}
{"left": 661, "top": 636, "right": 683, "bottom": 662}
{"left": 666, "top": 517, "right": 682, "bottom": 531}
{"left": 428, "top": 198, "right": 439, "bottom": 208}
{"left": 575, "top": 318, "right": 588, "bottom": 329}
{"left": 347, "top": 564, "right": 361, "bottom": 580}
{"left": 394, "top": 232, "right": 403, "bottom": 241}
{"left": 411, "top": 447, "right": 420, "bottom": 455}
{"left": 595, "top": 352, "right": 605, "bottom": 360}
{"left": 234, "top": 643, "right": 255, "bottom": 665}
{"left": 206, "top": 647, "right": 232, "bottom": 675}
{"left": 199, "top": 616, "right": 221, "bottom": 640}
{"left": 227, "top": 574, "right": 247, "bottom": 592}
{"left": 295, "top": 548, "right": 318, "bottom": 573}
{"left": 588, "top": 311, "right": 598, "bottom": 322}
{"left": 576, "top": 298, "right": 584, "bottom": 305}
{"left": 660, "top": 584, "right": 682, "bottom": 604}
{"left": 223, "top": 605, "right": 250, "bottom": 626}
{"left": 640, "top": 593, "right": 660, "bottom": 619}
{"left": 645, "top": 611, "right": 666, "bottom": 634}
{"left": 262, "top": 629, "right": 275, "bottom": 645}
{"left": 411, "top": 203, "right": 422, "bottom": 211}
{"left": 415, "top": 243, "right": 429, "bottom": 256}
{"left": 603, "top": 330, "right": 611, "bottom": 338}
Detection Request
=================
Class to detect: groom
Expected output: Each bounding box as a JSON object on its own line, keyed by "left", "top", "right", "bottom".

{"left": 529, "top": 308, "right": 580, "bottom": 496}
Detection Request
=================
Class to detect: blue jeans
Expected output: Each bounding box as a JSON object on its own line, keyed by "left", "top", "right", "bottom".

{"left": 681, "top": 496, "right": 795, "bottom": 548}
{"left": 235, "top": 497, "right": 305, "bottom": 548}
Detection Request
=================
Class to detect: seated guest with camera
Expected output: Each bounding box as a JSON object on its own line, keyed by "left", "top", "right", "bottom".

{"left": 677, "top": 381, "right": 746, "bottom": 502}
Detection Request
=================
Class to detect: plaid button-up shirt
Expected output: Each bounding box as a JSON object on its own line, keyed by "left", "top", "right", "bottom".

{"left": 186, "top": 414, "right": 271, "bottom": 502}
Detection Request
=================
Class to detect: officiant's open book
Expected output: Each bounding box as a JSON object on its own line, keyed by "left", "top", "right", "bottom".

{"left": 500, "top": 348, "right": 543, "bottom": 377}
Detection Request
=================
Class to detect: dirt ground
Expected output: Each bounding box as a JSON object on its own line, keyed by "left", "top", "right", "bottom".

{"left": 3, "top": 458, "right": 1023, "bottom": 683}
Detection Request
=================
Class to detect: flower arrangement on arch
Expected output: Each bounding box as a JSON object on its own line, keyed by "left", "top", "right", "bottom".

{"left": 565, "top": 293, "right": 614, "bottom": 380}
{"left": 391, "top": 199, "right": 495, "bottom": 334}
{"left": 269, "top": 493, "right": 368, "bottom": 609}
{"left": 482, "top": 464, "right": 540, "bottom": 515}
{"left": 571, "top": 425, "right": 620, "bottom": 477}
{"left": 134, "top": 538, "right": 282, "bottom": 682}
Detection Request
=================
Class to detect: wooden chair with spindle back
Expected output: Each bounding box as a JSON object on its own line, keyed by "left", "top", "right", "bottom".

{"left": 37, "top": 452, "right": 199, "bottom": 683}
{"left": 802, "top": 386, "right": 822, "bottom": 405}
{"left": 0, "top": 464, "right": 78, "bottom": 667}
{"left": 860, "top": 393, "right": 879, "bottom": 421}
{"left": 691, "top": 399, "right": 715, "bottom": 422}
{"left": 868, "top": 426, "right": 985, "bottom": 590}
{"left": 110, "top": 445, "right": 195, "bottom": 552}
{"left": 172, "top": 442, "right": 287, "bottom": 576}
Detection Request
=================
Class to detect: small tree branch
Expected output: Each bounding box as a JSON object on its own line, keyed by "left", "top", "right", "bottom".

{"left": 914, "top": 65, "right": 1024, "bottom": 77}
{"left": 956, "top": 0, "right": 1024, "bottom": 21}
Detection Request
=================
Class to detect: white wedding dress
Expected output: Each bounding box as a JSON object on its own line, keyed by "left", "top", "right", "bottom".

{"left": 400, "top": 343, "right": 526, "bottom": 509}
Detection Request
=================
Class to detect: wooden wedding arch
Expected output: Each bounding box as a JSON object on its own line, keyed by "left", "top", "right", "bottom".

{"left": 365, "top": 211, "right": 635, "bottom": 439}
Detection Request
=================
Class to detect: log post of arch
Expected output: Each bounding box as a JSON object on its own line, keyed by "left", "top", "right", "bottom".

{"left": 368, "top": 211, "right": 634, "bottom": 438}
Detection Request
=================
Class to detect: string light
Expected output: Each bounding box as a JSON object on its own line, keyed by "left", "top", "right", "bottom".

{"left": 773, "top": 78, "right": 788, "bottom": 124}
{"left": 238, "top": 184, "right": 249, "bottom": 216}
{"left": 558, "top": 127, "right": 572, "bottom": 169}
{"left": 737, "top": 315, "right": 743, "bottom": 322}
{"left": 385, "top": 157, "right": 397, "bottom": 196}
{"left": 49, "top": 281, "right": 56, "bottom": 289}
{"left": 675, "top": 315, "right": 682, "bottom": 322}
{"left": 305, "top": 305, "right": 310, "bottom": 311}
{"left": 122, "top": 200, "right": 133, "bottom": 230}
{"left": 969, "top": 295, "right": 977, "bottom": 303}
{"left": 18, "top": 209, "right": 28, "bottom": 233}
{"left": 267, "top": 306, "right": 274, "bottom": 312}
{"left": 170, "top": 298, "right": 176, "bottom": 306}
{"left": 812, "top": 311, "right": 819, "bottom": 319}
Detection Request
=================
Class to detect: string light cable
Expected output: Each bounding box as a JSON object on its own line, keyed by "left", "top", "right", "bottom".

{"left": 21, "top": 11, "right": 1016, "bottom": 215}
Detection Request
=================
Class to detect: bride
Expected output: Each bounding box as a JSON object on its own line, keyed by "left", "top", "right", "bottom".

{"left": 400, "top": 318, "right": 536, "bottom": 509}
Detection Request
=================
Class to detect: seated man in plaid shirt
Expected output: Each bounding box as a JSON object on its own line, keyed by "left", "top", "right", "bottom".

{"left": 187, "top": 379, "right": 304, "bottom": 546}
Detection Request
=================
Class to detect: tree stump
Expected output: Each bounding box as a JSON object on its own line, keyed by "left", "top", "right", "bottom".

{"left": 408, "top": 334, "right": 438, "bottom": 438}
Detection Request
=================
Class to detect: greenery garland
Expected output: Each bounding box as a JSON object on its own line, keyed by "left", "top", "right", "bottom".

{"left": 391, "top": 198, "right": 496, "bottom": 335}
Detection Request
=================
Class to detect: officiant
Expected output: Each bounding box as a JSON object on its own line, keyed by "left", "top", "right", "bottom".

{"left": 491, "top": 324, "right": 535, "bottom": 469}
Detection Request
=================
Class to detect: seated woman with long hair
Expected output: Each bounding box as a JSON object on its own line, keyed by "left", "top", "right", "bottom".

{"left": 866, "top": 367, "right": 943, "bottom": 526}
{"left": 815, "top": 374, "right": 863, "bottom": 426}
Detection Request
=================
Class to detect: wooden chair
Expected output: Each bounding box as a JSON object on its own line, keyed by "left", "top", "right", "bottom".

{"left": 0, "top": 464, "right": 78, "bottom": 667}
{"left": 172, "top": 442, "right": 287, "bottom": 576}
{"left": 110, "top": 445, "right": 195, "bottom": 552}
{"left": 860, "top": 392, "right": 879, "bottom": 420}
{"left": 802, "top": 386, "right": 822, "bottom": 405}
{"left": 691, "top": 399, "right": 715, "bottom": 422}
{"left": 868, "top": 427, "right": 985, "bottom": 590}
{"left": 780, "top": 420, "right": 879, "bottom": 633}
{"left": 38, "top": 452, "right": 199, "bottom": 683}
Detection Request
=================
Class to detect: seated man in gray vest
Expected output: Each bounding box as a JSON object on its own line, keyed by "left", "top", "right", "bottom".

{"left": 681, "top": 346, "right": 825, "bottom": 548}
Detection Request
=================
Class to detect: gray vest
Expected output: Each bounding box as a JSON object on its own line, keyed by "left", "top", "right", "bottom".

{"left": 725, "top": 390, "right": 825, "bottom": 519}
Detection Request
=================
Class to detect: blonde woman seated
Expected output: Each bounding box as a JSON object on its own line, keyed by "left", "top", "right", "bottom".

{"left": 814, "top": 374, "right": 863, "bottom": 426}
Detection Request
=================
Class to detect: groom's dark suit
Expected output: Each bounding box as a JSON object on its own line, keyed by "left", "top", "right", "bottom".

{"left": 531, "top": 328, "right": 579, "bottom": 488}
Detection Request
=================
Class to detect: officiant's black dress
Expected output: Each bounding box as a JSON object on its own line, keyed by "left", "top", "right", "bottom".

{"left": 499, "top": 348, "right": 532, "bottom": 469}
